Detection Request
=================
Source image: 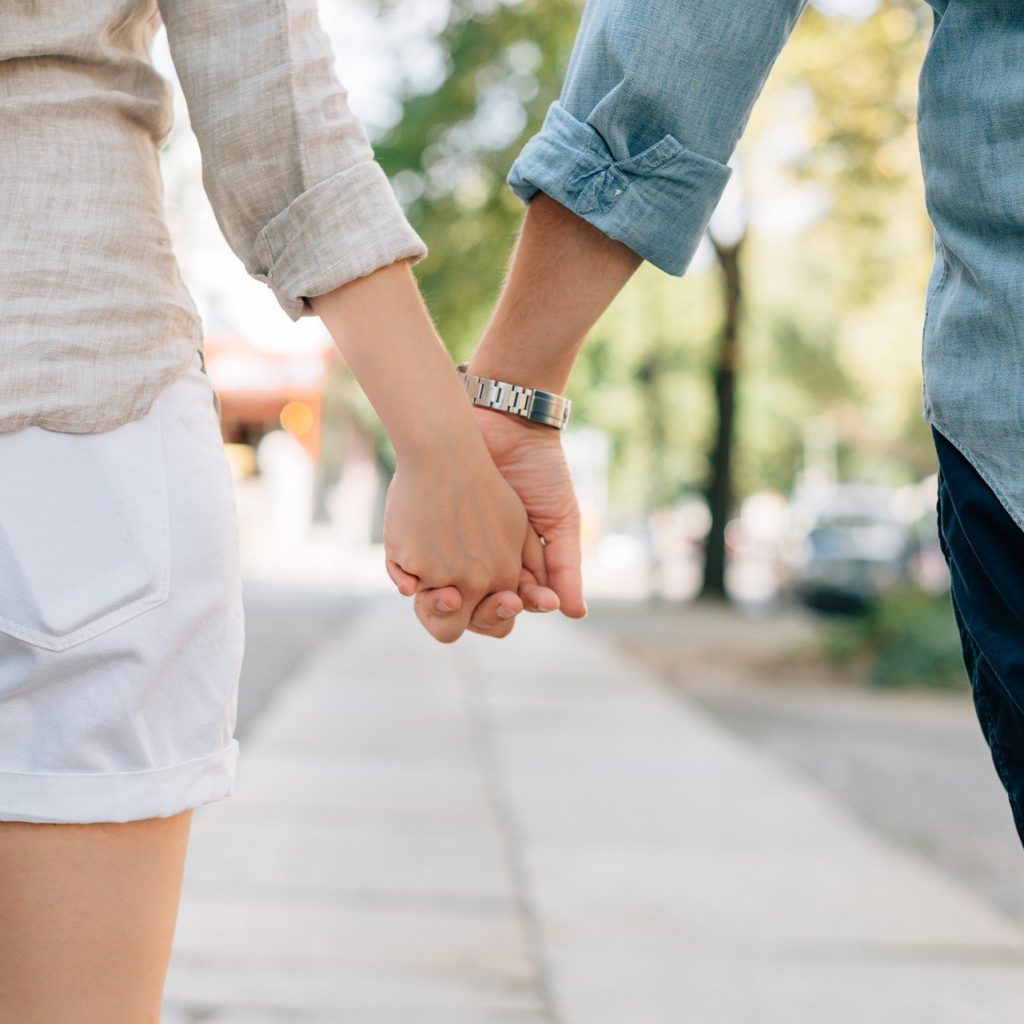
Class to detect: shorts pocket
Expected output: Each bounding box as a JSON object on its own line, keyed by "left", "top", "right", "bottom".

{"left": 0, "top": 407, "right": 171, "bottom": 652}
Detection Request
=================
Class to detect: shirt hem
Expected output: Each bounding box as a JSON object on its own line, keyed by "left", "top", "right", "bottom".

{"left": 928, "top": 414, "right": 1024, "bottom": 538}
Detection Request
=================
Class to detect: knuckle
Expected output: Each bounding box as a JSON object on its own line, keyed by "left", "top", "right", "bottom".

{"left": 461, "top": 566, "right": 492, "bottom": 598}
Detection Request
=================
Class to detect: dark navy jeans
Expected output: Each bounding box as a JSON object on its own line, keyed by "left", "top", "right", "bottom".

{"left": 934, "top": 426, "right": 1024, "bottom": 849}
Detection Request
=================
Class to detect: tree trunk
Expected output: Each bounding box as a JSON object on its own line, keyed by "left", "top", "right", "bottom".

{"left": 636, "top": 342, "right": 670, "bottom": 600}
{"left": 700, "top": 234, "right": 744, "bottom": 601}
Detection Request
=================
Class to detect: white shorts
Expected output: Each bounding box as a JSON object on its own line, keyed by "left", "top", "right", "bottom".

{"left": 0, "top": 349, "right": 244, "bottom": 823}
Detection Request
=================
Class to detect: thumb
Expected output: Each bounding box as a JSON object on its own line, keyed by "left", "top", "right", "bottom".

{"left": 518, "top": 565, "right": 560, "bottom": 613}
{"left": 541, "top": 526, "right": 587, "bottom": 618}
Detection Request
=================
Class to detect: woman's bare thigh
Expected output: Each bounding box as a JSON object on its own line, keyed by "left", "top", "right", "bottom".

{"left": 0, "top": 810, "right": 192, "bottom": 1024}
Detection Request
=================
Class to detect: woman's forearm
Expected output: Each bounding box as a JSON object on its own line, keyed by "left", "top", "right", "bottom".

{"left": 310, "top": 259, "right": 488, "bottom": 462}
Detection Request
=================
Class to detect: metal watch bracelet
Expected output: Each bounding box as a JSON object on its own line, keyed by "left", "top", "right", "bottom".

{"left": 455, "top": 363, "right": 572, "bottom": 430}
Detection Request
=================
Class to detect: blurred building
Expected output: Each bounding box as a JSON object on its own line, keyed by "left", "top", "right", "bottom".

{"left": 203, "top": 333, "right": 339, "bottom": 466}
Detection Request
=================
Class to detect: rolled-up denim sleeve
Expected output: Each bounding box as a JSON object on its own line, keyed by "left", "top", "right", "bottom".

{"left": 157, "top": 0, "right": 427, "bottom": 321}
{"left": 508, "top": 0, "right": 808, "bottom": 275}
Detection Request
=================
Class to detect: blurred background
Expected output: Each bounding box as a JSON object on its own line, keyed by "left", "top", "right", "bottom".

{"left": 155, "top": 0, "right": 955, "bottom": 666}
{"left": 154, "top": 1, "right": 1024, "bottom": 1020}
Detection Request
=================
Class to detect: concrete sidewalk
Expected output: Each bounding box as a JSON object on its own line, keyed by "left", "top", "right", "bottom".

{"left": 163, "top": 598, "right": 1024, "bottom": 1023}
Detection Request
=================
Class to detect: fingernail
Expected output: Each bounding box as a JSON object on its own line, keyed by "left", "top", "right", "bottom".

{"left": 436, "top": 599, "right": 454, "bottom": 613}
{"left": 496, "top": 604, "right": 516, "bottom": 620}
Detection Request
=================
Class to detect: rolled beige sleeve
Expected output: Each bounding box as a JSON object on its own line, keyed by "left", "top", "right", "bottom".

{"left": 157, "top": 0, "right": 427, "bottom": 320}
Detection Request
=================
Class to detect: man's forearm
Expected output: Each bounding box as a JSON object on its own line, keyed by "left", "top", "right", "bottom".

{"left": 467, "top": 193, "right": 642, "bottom": 392}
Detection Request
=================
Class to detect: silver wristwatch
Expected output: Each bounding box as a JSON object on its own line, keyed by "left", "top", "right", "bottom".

{"left": 455, "top": 363, "right": 572, "bottom": 430}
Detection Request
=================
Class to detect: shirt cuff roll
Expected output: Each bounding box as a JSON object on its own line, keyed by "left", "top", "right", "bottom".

{"left": 507, "top": 102, "right": 732, "bottom": 277}
{"left": 252, "top": 161, "right": 428, "bottom": 321}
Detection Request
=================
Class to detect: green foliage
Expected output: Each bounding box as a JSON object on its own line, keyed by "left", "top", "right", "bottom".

{"left": 744, "top": 0, "right": 937, "bottom": 486}
{"left": 375, "top": 0, "right": 938, "bottom": 518}
{"left": 824, "top": 587, "right": 968, "bottom": 691}
{"left": 374, "top": 0, "right": 584, "bottom": 354}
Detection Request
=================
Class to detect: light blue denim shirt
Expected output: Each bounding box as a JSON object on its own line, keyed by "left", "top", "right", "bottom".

{"left": 509, "top": 0, "right": 1024, "bottom": 534}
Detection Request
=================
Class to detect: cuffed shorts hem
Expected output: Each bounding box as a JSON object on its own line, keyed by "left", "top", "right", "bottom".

{"left": 0, "top": 739, "right": 240, "bottom": 824}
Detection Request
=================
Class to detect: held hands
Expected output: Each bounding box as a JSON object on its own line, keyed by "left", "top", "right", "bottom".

{"left": 382, "top": 433, "right": 564, "bottom": 643}
{"left": 385, "top": 403, "right": 586, "bottom": 642}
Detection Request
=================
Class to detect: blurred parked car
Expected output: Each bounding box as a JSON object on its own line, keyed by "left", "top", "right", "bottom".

{"left": 783, "top": 484, "right": 912, "bottom": 613}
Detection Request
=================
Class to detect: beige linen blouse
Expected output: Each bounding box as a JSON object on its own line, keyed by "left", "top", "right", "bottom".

{"left": 1, "top": 0, "right": 427, "bottom": 434}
